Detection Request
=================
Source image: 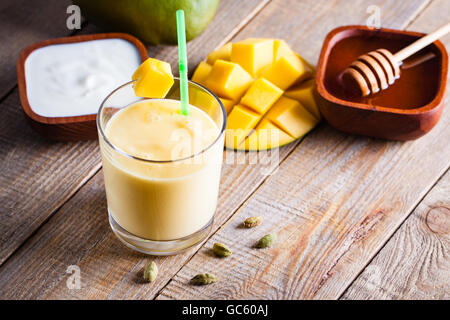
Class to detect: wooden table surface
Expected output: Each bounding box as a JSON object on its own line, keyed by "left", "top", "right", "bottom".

{"left": 0, "top": 0, "right": 449, "bottom": 300}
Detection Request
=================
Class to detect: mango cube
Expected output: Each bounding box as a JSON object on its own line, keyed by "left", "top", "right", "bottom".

{"left": 205, "top": 60, "right": 253, "bottom": 100}
{"left": 219, "top": 98, "right": 235, "bottom": 114}
{"left": 132, "top": 58, "right": 174, "bottom": 98}
{"left": 261, "top": 54, "right": 310, "bottom": 90}
{"left": 273, "top": 41, "right": 315, "bottom": 74}
{"left": 285, "top": 79, "right": 321, "bottom": 119}
{"left": 240, "top": 78, "right": 283, "bottom": 114}
{"left": 273, "top": 39, "right": 295, "bottom": 62}
{"left": 192, "top": 61, "right": 212, "bottom": 86}
{"left": 243, "top": 120, "right": 294, "bottom": 151}
{"left": 225, "top": 104, "right": 261, "bottom": 148}
{"left": 189, "top": 88, "right": 217, "bottom": 115}
{"left": 266, "top": 96, "right": 318, "bottom": 138}
{"left": 231, "top": 38, "right": 274, "bottom": 76}
{"left": 207, "top": 43, "right": 232, "bottom": 65}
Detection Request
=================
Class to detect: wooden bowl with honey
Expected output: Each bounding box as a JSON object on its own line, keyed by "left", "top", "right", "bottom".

{"left": 17, "top": 33, "right": 148, "bottom": 141}
{"left": 316, "top": 25, "right": 448, "bottom": 140}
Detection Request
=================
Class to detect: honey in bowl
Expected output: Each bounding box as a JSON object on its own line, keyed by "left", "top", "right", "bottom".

{"left": 316, "top": 26, "right": 448, "bottom": 141}
{"left": 325, "top": 33, "right": 441, "bottom": 110}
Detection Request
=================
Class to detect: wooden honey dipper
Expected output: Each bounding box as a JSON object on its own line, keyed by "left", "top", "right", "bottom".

{"left": 342, "top": 22, "right": 450, "bottom": 96}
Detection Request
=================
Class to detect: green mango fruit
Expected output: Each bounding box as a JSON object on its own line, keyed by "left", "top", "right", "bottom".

{"left": 73, "top": 0, "right": 220, "bottom": 45}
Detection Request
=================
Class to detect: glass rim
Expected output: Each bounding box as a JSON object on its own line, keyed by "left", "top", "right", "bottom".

{"left": 97, "top": 78, "right": 227, "bottom": 164}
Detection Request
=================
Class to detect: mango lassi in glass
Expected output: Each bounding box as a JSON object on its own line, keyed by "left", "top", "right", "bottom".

{"left": 97, "top": 79, "right": 226, "bottom": 255}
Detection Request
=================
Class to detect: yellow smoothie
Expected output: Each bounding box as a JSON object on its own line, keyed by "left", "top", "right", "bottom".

{"left": 100, "top": 99, "right": 223, "bottom": 241}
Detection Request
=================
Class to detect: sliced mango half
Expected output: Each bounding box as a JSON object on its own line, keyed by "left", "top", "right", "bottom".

{"left": 191, "top": 38, "right": 321, "bottom": 151}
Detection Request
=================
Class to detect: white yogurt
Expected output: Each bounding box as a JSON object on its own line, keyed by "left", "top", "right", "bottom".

{"left": 24, "top": 39, "right": 142, "bottom": 118}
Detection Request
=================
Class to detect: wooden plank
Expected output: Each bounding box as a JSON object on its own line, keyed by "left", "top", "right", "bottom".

{"left": 159, "top": 107, "right": 450, "bottom": 299}
{"left": 0, "top": 0, "right": 268, "bottom": 266}
{"left": 157, "top": 1, "right": 450, "bottom": 299}
{"left": 0, "top": 0, "right": 93, "bottom": 263}
{"left": 0, "top": 0, "right": 74, "bottom": 100}
{"left": 158, "top": 113, "right": 449, "bottom": 299}
{"left": 341, "top": 170, "right": 449, "bottom": 300}
{"left": 0, "top": 91, "right": 101, "bottom": 265}
{"left": 0, "top": 149, "right": 293, "bottom": 299}
{"left": 0, "top": 0, "right": 431, "bottom": 299}
{"left": 342, "top": 0, "right": 450, "bottom": 300}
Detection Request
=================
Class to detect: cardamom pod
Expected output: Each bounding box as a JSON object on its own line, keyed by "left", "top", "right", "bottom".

{"left": 143, "top": 261, "right": 158, "bottom": 282}
{"left": 243, "top": 216, "right": 262, "bottom": 228}
{"left": 255, "top": 233, "right": 277, "bottom": 248}
{"left": 213, "top": 243, "right": 232, "bottom": 257}
{"left": 191, "top": 273, "right": 217, "bottom": 285}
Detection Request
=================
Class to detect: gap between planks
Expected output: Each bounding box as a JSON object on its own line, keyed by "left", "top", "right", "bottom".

{"left": 402, "top": 0, "right": 433, "bottom": 30}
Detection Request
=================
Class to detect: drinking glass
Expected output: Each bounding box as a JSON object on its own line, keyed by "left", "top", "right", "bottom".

{"left": 97, "top": 79, "right": 226, "bottom": 255}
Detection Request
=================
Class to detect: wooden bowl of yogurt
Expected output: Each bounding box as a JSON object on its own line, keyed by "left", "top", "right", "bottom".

{"left": 17, "top": 33, "right": 148, "bottom": 141}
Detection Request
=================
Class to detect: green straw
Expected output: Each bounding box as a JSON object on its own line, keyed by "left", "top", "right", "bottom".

{"left": 176, "top": 10, "right": 189, "bottom": 116}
